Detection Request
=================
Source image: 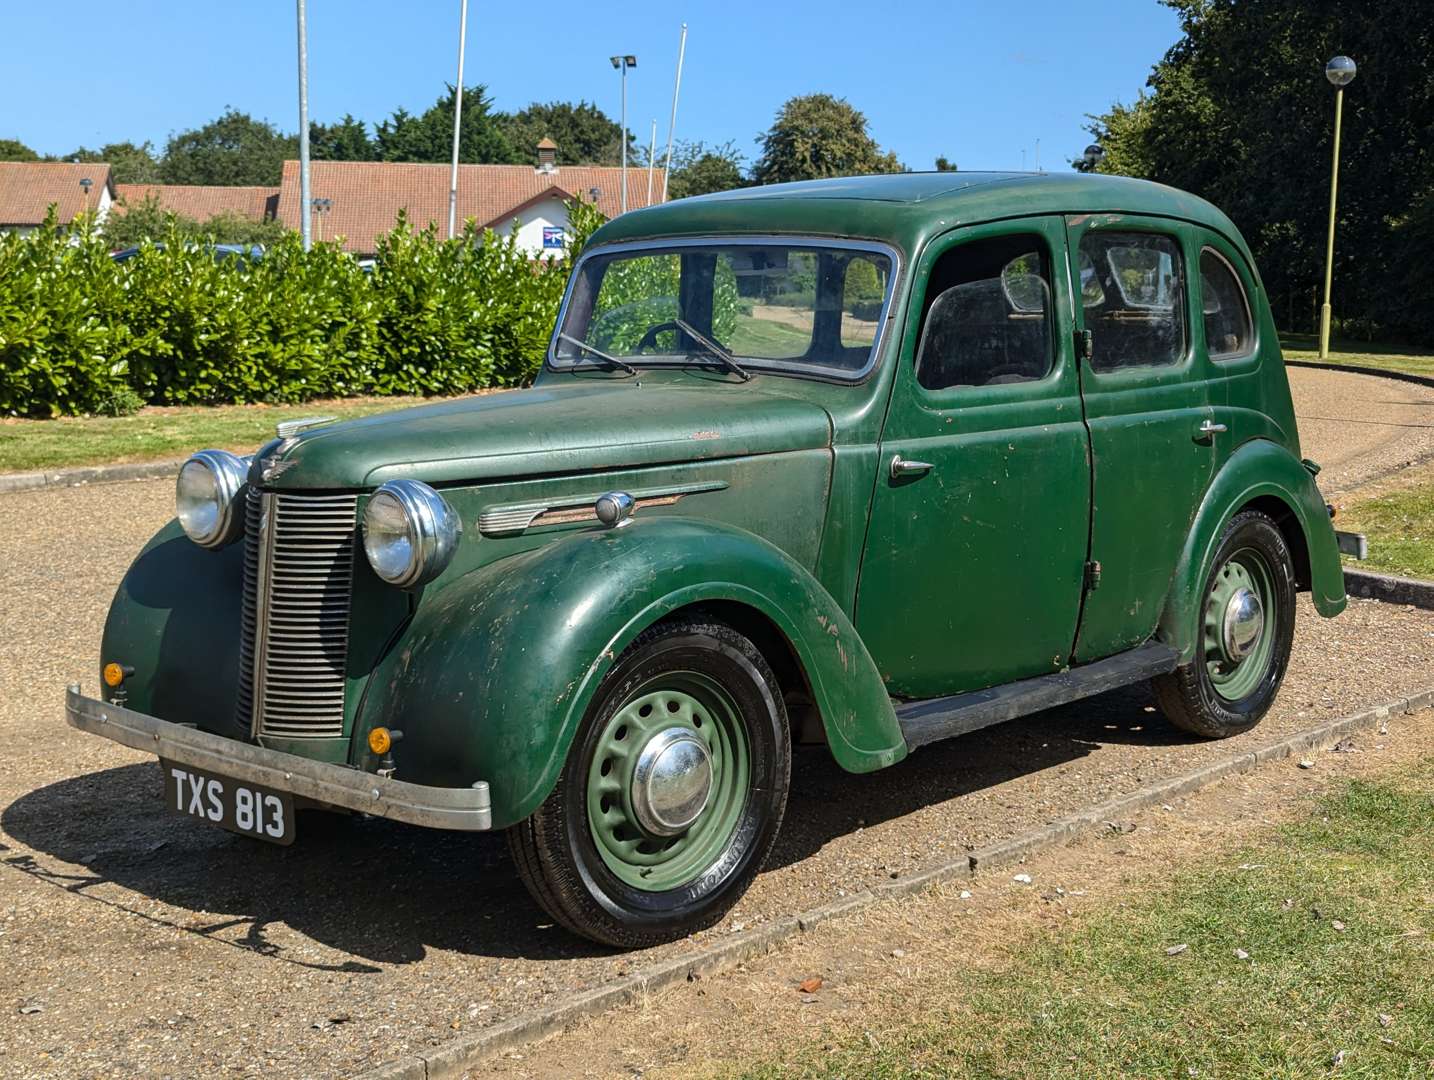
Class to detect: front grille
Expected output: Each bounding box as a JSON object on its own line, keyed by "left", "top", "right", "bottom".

{"left": 236, "top": 490, "right": 359, "bottom": 739}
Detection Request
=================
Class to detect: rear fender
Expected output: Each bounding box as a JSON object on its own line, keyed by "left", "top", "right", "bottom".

{"left": 358, "top": 517, "right": 905, "bottom": 828}
{"left": 1159, "top": 439, "right": 1346, "bottom": 661}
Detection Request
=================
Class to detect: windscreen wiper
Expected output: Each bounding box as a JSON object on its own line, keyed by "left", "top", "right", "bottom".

{"left": 673, "top": 318, "right": 751, "bottom": 381}
{"left": 557, "top": 332, "right": 639, "bottom": 377}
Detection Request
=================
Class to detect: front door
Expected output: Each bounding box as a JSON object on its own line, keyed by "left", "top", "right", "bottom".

{"left": 1064, "top": 215, "right": 1215, "bottom": 661}
{"left": 856, "top": 217, "right": 1091, "bottom": 701}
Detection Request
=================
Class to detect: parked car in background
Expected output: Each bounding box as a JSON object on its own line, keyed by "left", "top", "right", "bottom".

{"left": 69, "top": 172, "right": 1351, "bottom": 947}
{"left": 109, "top": 242, "right": 264, "bottom": 263}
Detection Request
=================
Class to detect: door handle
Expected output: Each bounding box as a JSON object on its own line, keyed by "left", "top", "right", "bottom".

{"left": 890, "top": 455, "right": 934, "bottom": 480}
{"left": 1197, "top": 420, "right": 1228, "bottom": 439}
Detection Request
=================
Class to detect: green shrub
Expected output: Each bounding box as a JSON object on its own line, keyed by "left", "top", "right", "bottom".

{"left": 0, "top": 198, "right": 606, "bottom": 417}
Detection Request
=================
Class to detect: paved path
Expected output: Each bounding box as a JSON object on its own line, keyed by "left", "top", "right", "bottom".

{"left": 1288, "top": 365, "right": 1434, "bottom": 498}
{"left": 1, "top": 364, "right": 1432, "bottom": 1076}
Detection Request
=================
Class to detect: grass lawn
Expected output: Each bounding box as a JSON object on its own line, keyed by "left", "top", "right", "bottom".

{"left": 1281, "top": 334, "right": 1434, "bottom": 380}
{"left": 1338, "top": 471, "right": 1434, "bottom": 580}
{"left": 736, "top": 761, "right": 1434, "bottom": 1079}
{"left": 0, "top": 394, "right": 486, "bottom": 474}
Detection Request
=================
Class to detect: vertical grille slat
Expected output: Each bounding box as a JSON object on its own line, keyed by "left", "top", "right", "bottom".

{"left": 235, "top": 490, "right": 358, "bottom": 739}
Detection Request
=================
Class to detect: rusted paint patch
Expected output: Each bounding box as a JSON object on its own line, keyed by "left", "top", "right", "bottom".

{"left": 690, "top": 430, "right": 721, "bottom": 441}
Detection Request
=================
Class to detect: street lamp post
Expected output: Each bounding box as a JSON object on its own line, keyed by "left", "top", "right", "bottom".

{"left": 1319, "top": 54, "right": 1357, "bottom": 359}
{"left": 610, "top": 54, "right": 637, "bottom": 213}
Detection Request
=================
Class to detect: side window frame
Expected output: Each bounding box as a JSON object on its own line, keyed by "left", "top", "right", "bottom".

{"left": 1074, "top": 225, "right": 1193, "bottom": 377}
{"left": 1197, "top": 240, "right": 1258, "bottom": 364}
{"left": 908, "top": 224, "right": 1065, "bottom": 401}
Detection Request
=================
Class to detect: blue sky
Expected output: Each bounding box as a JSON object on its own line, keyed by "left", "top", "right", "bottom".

{"left": 2, "top": 0, "right": 1180, "bottom": 173}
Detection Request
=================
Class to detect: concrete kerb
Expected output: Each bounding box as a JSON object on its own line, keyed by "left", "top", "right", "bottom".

{"left": 1344, "top": 568, "right": 1434, "bottom": 610}
{"left": 0, "top": 459, "right": 182, "bottom": 496}
{"left": 360, "top": 689, "right": 1434, "bottom": 1079}
{"left": 1284, "top": 357, "right": 1434, "bottom": 392}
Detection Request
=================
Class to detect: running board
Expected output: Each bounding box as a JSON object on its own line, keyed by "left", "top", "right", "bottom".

{"left": 895, "top": 642, "right": 1180, "bottom": 752}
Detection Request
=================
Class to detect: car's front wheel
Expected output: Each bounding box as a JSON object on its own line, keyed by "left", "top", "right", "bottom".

{"left": 508, "top": 615, "right": 790, "bottom": 948}
{"left": 1154, "top": 509, "right": 1296, "bottom": 739}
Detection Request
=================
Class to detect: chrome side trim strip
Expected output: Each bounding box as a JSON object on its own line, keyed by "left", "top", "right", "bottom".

{"left": 477, "top": 480, "right": 728, "bottom": 536}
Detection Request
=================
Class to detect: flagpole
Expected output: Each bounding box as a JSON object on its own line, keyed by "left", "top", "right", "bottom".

{"left": 297, "top": 0, "right": 311, "bottom": 251}
{"left": 660, "top": 23, "right": 687, "bottom": 203}
{"left": 447, "top": 0, "right": 469, "bottom": 239}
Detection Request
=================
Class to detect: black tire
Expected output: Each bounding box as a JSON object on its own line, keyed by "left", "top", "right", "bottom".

{"left": 1154, "top": 510, "right": 1296, "bottom": 738}
{"left": 508, "top": 616, "right": 791, "bottom": 948}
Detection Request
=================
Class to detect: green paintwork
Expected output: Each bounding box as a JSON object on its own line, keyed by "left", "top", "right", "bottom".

{"left": 355, "top": 517, "right": 902, "bottom": 829}
{"left": 586, "top": 678, "right": 749, "bottom": 891}
{"left": 95, "top": 172, "right": 1345, "bottom": 833}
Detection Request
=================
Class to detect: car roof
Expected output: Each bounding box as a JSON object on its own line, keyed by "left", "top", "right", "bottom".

{"left": 589, "top": 172, "right": 1252, "bottom": 266}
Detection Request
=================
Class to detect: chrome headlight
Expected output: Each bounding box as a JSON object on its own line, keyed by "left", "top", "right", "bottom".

{"left": 362, "top": 480, "right": 462, "bottom": 588}
{"left": 175, "top": 450, "right": 248, "bottom": 549}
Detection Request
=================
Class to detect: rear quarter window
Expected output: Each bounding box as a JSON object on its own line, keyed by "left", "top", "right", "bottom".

{"left": 1199, "top": 248, "right": 1255, "bottom": 359}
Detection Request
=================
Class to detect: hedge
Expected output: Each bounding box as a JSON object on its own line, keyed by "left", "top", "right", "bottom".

{"left": 0, "top": 201, "right": 603, "bottom": 418}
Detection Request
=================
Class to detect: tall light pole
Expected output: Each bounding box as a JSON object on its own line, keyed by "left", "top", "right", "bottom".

{"left": 646, "top": 118, "right": 657, "bottom": 206}
{"left": 297, "top": 0, "right": 311, "bottom": 251}
{"left": 447, "top": 0, "right": 469, "bottom": 240}
{"left": 610, "top": 54, "right": 637, "bottom": 213}
{"left": 1319, "top": 55, "right": 1357, "bottom": 359}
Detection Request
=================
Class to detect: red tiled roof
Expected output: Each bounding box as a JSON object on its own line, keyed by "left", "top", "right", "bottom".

{"left": 0, "top": 162, "right": 113, "bottom": 226}
{"left": 275, "top": 159, "right": 666, "bottom": 253}
{"left": 114, "top": 184, "right": 279, "bottom": 222}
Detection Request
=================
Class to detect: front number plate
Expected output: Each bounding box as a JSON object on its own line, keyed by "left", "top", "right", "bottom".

{"left": 161, "top": 761, "right": 295, "bottom": 845}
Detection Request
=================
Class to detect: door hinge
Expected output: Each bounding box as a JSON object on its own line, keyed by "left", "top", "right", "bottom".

{"left": 1075, "top": 328, "right": 1094, "bottom": 361}
{"left": 1084, "top": 560, "right": 1102, "bottom": 590}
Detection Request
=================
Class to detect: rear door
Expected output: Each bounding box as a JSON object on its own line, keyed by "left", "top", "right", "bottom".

{"left": 1065, "top": 215, "right": 1215, "bottom": 661}
{"left": 856, "top": 216, "right": 1091, "bottom": 700}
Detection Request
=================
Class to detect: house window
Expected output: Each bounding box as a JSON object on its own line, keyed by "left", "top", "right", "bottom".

{"left": 915, "top": 234, "right": 1054, "bottom": 391}
{"left": 1078, "top": 231, "right": 1187, "bottom": 371}
{"left": 1199, "top": 247, "right": 1254, "bottom": 359}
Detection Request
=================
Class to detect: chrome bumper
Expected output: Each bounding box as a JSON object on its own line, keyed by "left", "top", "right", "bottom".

{"left": 65, "top": 686, "right": 492, "bottom": 831}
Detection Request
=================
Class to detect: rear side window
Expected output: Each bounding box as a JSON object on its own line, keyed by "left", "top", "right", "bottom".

{"left": 1199, "top": 248, "right": 1254, "bottom": 359}
{"left": 1078, "top": 231, "right": 1187, "bottom": 372}
{"left": 915, "top": 234, "right": 1054, "bottom": 391}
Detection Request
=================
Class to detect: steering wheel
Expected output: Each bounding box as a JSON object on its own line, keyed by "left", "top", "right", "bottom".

{"left": 636, "top": 320, "right": 682, "bottom": 353}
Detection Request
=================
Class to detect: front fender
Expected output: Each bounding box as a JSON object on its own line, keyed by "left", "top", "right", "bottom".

{"left": 358, "top": 517, "right": 905, "bottom": 829}
{"left": 1158, "top": 438, "right": 1346, "bottom": 661}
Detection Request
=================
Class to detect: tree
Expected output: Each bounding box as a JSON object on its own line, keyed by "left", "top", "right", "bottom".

{"left": 311, "top": 114, "right": 375, "bottom": 162}
{"left": 1082, "top": 0, "right": 1434, "bottom": 342}
{"left": 0, "top": 138, "right": 39, "bottom": 161}
{"left": 68, "top": 141, "right": 162, "bottom": 183}
{"left": 666, "top": 140, "right": 746, "bottom": 199}
{"left": 496, "top": 101, "right": 628, "bottom": 165}
{"left": 161, "top": 109, "right": 298, "bottom": 185}
{"left": 934, "top": 156, "right": 957, "bottom": 172}
{"left": 752, "top": 94, "right": 903, "bottom": 185}
{"left": 375, "top": 85, "right": 518, "bottom": 165}
{"left": 103, "top": 192, "right": 290, "bottom": 248}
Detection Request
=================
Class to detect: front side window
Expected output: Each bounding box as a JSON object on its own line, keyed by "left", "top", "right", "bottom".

{"left": 553, "top": 242, "right": 895, "bottom": 379}
{"left": 1078, "top": 231, "right": 1187, "bottom": 372}
{"left": 915, "top": 234, "right": 1054, "bottom": 391}
{"left": 1199, "top": 248, "right": 1254, "bottom": 358}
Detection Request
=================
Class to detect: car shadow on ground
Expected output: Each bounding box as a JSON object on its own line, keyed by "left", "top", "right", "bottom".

{"left": 2, "top": 682, "right": 1194, "bottom": 968}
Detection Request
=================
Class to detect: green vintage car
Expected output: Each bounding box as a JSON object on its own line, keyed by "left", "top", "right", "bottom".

{"left": 71, "top": 172, "right": 1349, "bottom": 946}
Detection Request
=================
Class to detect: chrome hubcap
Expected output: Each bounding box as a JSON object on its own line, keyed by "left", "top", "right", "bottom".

{"left": 630, "top": 727, "right": 713, "bottom": 837}
{"left": 1222, "top": 587, "right": 1264, "bottom": 661}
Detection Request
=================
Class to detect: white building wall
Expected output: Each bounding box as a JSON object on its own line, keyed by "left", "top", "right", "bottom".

{"left": 491, "top": 194, "right": 571, "bottom": 258}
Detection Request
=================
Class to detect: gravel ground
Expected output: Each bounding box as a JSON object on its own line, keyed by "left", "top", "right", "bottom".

{"left": 1, "top": 366, "right": 1431, "bottom": 1078}
{"left": 1288, "top": 365, "right": 1434, "bottom": 498}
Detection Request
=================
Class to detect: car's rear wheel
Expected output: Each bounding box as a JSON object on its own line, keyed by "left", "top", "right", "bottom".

{"left": 1154, "top": 510, "right": 1296, "bottom": 739}
{"left": 508, "top": 616, "right": 790, "bottom": 948}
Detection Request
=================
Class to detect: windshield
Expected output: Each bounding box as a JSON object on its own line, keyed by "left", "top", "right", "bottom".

{"left": 551, "top": 240, "right": 896, "bottom": 379}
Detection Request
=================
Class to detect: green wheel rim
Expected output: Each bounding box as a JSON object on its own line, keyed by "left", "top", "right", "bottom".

{"left": 585, "top": 672, "right": 751, "bottom": 892}
{"left": 1203, "top": 546, "right": 1277, "bottom": 702}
